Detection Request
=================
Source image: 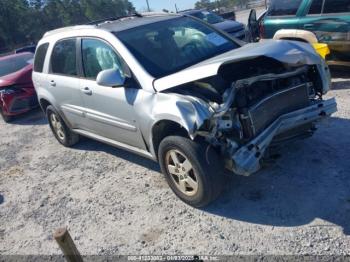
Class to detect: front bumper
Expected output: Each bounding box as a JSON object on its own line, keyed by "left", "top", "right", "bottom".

{"left": 0, "top": 90, "right": 38, "bottom": 116}
{"left": 229, "top": 98, "right": 337, "bottom": 176}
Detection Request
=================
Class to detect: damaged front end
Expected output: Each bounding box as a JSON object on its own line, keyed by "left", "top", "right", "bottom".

{"left": 203, "top": 63, "right": 337, "bottom": 176}
{"left": 159, "top": 44, "right": 337, "bottom": 176}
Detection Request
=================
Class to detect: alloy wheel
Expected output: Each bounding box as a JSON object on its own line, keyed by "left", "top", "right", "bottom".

{"left": 50, "top": 113, "right": 65, "bottom": 141}
{"left": 165, "top": 149, "right": 199, "bottom": 196}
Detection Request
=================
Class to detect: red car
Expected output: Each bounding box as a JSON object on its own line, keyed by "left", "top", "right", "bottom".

{"left": 0, "top": 52, "right": 38, "bottom": 122}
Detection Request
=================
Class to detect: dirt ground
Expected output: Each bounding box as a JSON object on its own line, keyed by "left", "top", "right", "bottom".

{"left": 0, "top": 70, "right": 350, "bottom": 257}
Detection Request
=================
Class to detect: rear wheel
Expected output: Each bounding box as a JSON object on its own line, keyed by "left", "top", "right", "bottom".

{"left": 158, "top": 136, "right": 225, "bottom": 207}
{"left": 46, "top": 105, "right": 79, "bottom": 147}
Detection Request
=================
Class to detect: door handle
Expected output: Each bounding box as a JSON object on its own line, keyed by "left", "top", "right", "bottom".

{"left": 50, "top": 80, "right": 56, "bottom": 87}
{"left": 81, "top": 87, "right": 92, "bottom": 95}
{"left": 303, "top": 24, "right": 314, "bottom": 30}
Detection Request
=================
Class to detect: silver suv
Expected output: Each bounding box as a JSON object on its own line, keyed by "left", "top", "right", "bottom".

{"left": 33, "top": 13, "right": 337, "bottom": 207}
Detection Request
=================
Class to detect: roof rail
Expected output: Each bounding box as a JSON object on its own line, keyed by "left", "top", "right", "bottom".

{"left": 43, "top": 25, "right": 95, "bottom": 37}
{"left": 86, "top": 12, "right": 143, "bottom": 25}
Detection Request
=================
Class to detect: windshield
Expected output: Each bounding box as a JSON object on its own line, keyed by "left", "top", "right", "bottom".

{"left": 116, "top": 17, "right": 238, "bottom": 78}
{"left": 0, "top": 53, "right": 33, "bottom": 77}
{"left": 191, "top": 11, "right": 225, "bottom": 24}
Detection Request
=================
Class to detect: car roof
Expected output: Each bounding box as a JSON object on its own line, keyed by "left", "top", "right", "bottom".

{"left": 43, "top": 13, "right": 182, "bottom": 38}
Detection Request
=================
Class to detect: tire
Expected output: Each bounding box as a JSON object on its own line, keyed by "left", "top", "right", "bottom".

{"left": 0, "top": 108, "right": 13, "bottom": 123}
{"left": 46, "top": 105, "right": 79, "bottom": 147}
{"left": 158, "top": 136, "right": 225, "bottom": 207}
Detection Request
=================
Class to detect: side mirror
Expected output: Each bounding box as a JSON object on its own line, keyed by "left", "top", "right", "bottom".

{"left": 96, "top": 68, "right": 125, "bottom": 87}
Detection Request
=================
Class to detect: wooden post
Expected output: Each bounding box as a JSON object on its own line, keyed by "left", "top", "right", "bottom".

{"left": 54, "top": 227, "right": 83, "bottom": 262}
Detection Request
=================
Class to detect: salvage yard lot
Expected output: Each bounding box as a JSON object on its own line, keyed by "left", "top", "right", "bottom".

{"left": 0, "top": 72, "right": 350, "bottom": 256}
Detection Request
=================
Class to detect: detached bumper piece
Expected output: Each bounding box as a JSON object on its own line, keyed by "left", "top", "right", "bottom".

{"left": 230, "top": 98, "right": 337, "bottom": 176}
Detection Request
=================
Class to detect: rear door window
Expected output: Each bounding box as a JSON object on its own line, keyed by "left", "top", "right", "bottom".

{"left": 34, "top": 43, "right": 49, "bottom": 73}
{"left": 267, "top": 0, "right": 303, "bottom": 16}
{"left": 323, "top": 0, "right": 350, "bottom": 13}
{"left": 308, "top": 0, "right": 323, "bottom": 14}
{"left": 50, "top": 39, "right": 77, "bottom": 76}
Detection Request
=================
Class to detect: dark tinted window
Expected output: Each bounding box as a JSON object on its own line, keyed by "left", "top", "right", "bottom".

{"left": 34, "top": 43, "right": 49, "bottom": 72}
{"left": 51, "top": 39, "right": 77, "bottom": 76}
{"left": 308, "top": 0, "right": 323, "bottom": 14}
{"left": 82, "top": 39, "right": 126, "bottom": 80}
{"left": 323, "top": 0, "right": 350, "bottom": 13}
{"left": 268, "top": 0, "right": 303, "bottom": 16}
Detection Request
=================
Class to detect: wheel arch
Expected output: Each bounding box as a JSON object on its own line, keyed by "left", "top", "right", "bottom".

{"left": 273, "top": 29, "right": 318, "bottom": 44}
{"left": 279, "top": 37, "right": 309, "bottom": 43}
{"left": 39, "top": 98, "right": 52, "bottom": 112}
{"left": 151, "top": 119, "right": 191, "bottom": 159}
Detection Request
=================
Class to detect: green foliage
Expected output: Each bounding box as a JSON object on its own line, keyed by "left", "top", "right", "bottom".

{"left": 195, "top": 0, "right": 250, "bottom": 11}
{"left": 0, "top": 0, "right": 135, "bottom": 51}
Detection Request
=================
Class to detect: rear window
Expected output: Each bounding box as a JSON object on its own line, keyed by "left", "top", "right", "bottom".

{"left": 50, "top": 39, "right": 77, "bottom": 76}
{"left": 323, "top": 0, "right": 350, "bottom": 13}
{"left": 34, "top": 43, "right": 49, "bottom": 72}
{"left": 0, "top": 53, "right": 33, "bottom": 77}
{"left": 267, "top": 0, "right": 303, "bottom": 16}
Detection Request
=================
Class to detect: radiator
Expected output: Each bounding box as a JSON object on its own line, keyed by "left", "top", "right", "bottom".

{"left": 245, "top": 83, "right": 310, "bottom": 137}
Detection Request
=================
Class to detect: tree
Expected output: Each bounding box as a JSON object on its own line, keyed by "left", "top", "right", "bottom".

{"left": 0, "top": 0, "right": 135, "bottom": 52}
{"left": 194, "top": 0, "right": 250, "bottom": 11}
{"left": 195, "top": 0, "right": 215, "bottom": 10}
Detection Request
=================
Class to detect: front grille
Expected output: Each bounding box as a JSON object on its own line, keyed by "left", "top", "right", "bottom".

{"left": 245, "top": 84, "right": 310, "bottom": 137}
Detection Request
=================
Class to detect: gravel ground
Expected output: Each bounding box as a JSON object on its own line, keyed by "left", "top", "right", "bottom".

{"left": 0, "top": 71, "right": 350, "bottom": 257}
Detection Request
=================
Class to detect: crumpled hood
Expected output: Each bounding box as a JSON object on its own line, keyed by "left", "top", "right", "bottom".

{"left": 154, "top": 40, "right": 322, "bottom": 92}
{"left": 213, "top": 20, "right": 244, "bottom": 33}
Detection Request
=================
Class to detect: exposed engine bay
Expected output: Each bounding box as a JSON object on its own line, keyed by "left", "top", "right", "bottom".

{"left": 165, "top": 56, "right": 337, "bottom": 176}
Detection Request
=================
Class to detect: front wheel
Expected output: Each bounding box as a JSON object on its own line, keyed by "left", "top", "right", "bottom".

{"left": 158, "top": 136, "right": 225, "bottom": 207}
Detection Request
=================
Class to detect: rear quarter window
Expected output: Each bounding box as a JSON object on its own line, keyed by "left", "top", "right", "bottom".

{"left": 34, "top": 43, "right": 49, "bottom": 73}
{"left": 267, "top": 0, "right": 303, "bottom": 16}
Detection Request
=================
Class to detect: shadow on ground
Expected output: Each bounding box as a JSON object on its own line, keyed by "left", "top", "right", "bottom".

{"left": 74, "top": 138, "right": 160, "bottom": 173}
{"left": 330, "top": 66, "right": 350, "bottom": 78}
{"left": 0, "top": 194, "right": 4, "bottom": 205}
{"left": 330, "top": 67, "right": 350, "bottom": 90}
{"left": 332, "top": 80, "right": 350, "bottom": 90}
{"left": 71, "top": 116, "right": 350, "bottom": 235}
{"left": 205, "top": 117, "right": 350, "bottom": 235}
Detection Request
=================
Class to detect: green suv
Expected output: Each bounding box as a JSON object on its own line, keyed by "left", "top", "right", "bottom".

{"left": 250, "top": 0, "right": 350, "bottom": 65}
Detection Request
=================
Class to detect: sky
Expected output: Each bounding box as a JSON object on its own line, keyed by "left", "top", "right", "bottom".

{"left": 130, "top": 0, "right": 197, "bottom": 13}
